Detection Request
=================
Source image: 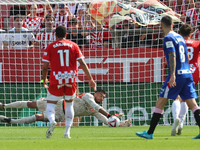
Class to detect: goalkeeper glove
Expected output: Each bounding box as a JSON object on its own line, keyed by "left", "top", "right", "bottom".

{"left": 106, "top": 114, "right": 112, "bottom": 118}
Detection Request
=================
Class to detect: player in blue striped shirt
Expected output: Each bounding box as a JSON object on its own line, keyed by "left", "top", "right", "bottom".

{"left": 136, "top": 16, "right": 200, "bottom": 139}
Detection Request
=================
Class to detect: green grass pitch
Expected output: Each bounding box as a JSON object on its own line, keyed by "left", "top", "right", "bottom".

{"left": 0, "top": 126, "right": 199, "bottom": 150}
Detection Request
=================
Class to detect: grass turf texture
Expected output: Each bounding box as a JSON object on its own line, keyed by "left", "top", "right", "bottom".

{"left": 0, "top": 126, "right": 199, "bottom": 150}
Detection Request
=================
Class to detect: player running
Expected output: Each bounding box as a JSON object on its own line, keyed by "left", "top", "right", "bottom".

{"left": 136, "top": 16, "right": 200, "bottom": 139}
{"left": 0, "top": 89, "right": 131, "bottom": 128}
{"left": 171, "top": 24, "right": 200, "bottom": 136}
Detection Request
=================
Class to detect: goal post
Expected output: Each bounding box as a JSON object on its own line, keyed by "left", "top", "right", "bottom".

{"left": 0, "top": 0, "right": 198, "bottom": 127}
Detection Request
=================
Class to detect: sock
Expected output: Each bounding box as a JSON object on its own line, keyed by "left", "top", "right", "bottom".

{"left": 194, "top": 109, "right": 200, "bottom": 127}
{"left": 46, "top": 103, "right": 56, "bottom": 124}
{"left": 4, "top": 101, "right": 28, "bottom": 109}
{"left": 179, "top": 102, "right": 188, "bottom": 125}
{"left": 64, "top": 101, "right": 74, "bottom": 136}
{"left": 148, "top": 113, "right": 162, "bottom": 134}
{"left": 172, "top": 101, "right": 181, "bottom": 122}
{"left": 11, "top": 115, "right": 36, "bottom": 124}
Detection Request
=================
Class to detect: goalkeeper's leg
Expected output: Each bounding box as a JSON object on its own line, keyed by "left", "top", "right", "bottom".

{"left": 0, "top": 101, "right": 37, "bottom": 110}
{"left": 0, "top": 114, "right": 45, "bottom": 124}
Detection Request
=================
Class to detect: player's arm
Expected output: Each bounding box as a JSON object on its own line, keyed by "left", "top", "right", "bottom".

{"left": 42, "top": 62, "right": 49, "bottom": 88}
{"left": 168, "top": 51, "right": 176, "bottom": 87}
{"left": 78, "top": 58, "right": 96, "bottom": 91}
{"left": 93, "top": 112, "right": 109, "bottom": 125}
{"left": 28, "top": 33, "right": 35, "bottom": 49}
{"left": 45, "top": 1, "right": 53, "bottom": 14}
{"left": 3, "top": 41, "right": 9, "bottom": 49}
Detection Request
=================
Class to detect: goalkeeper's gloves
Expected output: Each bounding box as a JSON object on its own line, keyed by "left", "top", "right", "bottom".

{"left": 106, "top": 114, "right": 112, "bottom": 118}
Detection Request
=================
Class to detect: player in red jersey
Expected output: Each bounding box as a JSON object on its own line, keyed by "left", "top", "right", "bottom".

{"left": 42, "top": 26, "right": 96, "bottom": 138}
{"left": 171, "top": 24, "right": 200, "bottom": 136}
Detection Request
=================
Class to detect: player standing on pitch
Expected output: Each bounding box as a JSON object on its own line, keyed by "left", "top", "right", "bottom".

{"left": 136, "top": 16, "right": 200, "bottom": 139}
{"left": 171, "top": 24, "right": 200, "bottom": 136}
{"left": 42, "top": 26, "right": 96, "bottom": 138}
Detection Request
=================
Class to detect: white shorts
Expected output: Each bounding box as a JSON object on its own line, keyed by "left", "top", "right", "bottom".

{"left": 36, "top": 98, "right": 65, "bottom": 122}
{"left": 46, "top": 90, "right": 76, "bottom": 101}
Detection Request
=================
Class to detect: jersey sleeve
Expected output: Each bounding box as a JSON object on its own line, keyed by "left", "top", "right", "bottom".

{"left": 73, "top": 42, "right": 84, "bottom": 60}
{"left": 164, "top": 37, "right": 175, "bottom": 53}
{"left": 82, "top": 93, "right": 102, "bottom": 111}
{"left": 93, "top": 112, "right": 108, "bottom": 125}
{"left": 28, "top": 33, "right": 35, "bottom": 41}
{"left": 42, "top": 44, "right": 51, "bottom": 62}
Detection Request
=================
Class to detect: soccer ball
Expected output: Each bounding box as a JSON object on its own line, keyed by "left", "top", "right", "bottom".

{"left": 108, "top": 116, "right": 120, "bottom": 127}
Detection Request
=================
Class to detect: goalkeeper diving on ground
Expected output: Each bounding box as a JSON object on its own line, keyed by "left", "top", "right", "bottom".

{"left": 0, "top": 89, "right": 131, "bottom": 127}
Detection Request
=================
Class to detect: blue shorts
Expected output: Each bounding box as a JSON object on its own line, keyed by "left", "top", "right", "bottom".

{"left": 159, "top": 76, "right": 197, "bottom": 100}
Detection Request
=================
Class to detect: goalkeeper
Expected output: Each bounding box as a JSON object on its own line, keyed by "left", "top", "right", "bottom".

{"left": 0, "top": 89, "right": 131, "bottom": 127}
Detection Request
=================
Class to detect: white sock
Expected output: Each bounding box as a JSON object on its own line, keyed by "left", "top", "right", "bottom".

{"left": 11, "top": 115, "right": 36, "bottom": 124}
{"left": 4, "top": 101, "right": 28, "bottom": 108}
{"left": 46, "top": 103, "right": 56, "bottom": 124}
{"left": 179, "top": 102, "right": 188, "bottom": 126}
{"left": 172, "top": 100, "right": 181, "bottom": 122}
{"left": 64, "top": 101, "right": 74, "bottom": 136}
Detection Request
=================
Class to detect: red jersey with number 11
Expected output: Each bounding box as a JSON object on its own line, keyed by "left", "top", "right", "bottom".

{"left": 185, "top": 39, "right": 200, "bottom": 76}
{"left": 42, "top": 39, "right": 84, "bottom": 85}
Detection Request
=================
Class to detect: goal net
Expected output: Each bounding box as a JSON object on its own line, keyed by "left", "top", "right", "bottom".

{"left": 0, "top": 0, "right": 199, "bottom": 127}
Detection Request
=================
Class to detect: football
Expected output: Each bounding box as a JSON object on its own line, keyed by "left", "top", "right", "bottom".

{"left": 108, "top": 116, "right": 120, "bottom": 127}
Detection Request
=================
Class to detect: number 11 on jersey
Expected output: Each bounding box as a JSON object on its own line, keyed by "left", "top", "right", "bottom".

{"left": 58, "top": 49, "right": 69, "bottom": 67}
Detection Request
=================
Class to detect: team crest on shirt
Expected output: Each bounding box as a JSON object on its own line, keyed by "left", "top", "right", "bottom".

{"left": 23, "top": 35, "right": 27, "bottom": 38}
{"left": 166, "top": 41, "right": 173, "bottom": 48}
{"left": 90, "top": 108, "right": 94, "bottom": 112}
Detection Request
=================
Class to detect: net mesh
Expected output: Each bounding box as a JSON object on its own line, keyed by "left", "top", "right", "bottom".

{"left": 0, "top": 0, "right": 199, "bottom": 127}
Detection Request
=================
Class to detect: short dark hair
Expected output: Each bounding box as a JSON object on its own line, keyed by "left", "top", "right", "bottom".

{"left": 95, "top": 89, "right": 106, "bottom": 95}
{"left": 14, "top": 14, "right": 23, "bottom": 21}
{"left": 69, "top": 18, "right": 78, "bottom": 25}
{"left": 161, "top": 16, "right": 173, "bottom": 27}
{"left": 45, "top": 14, "right": 55, "bottom": 22}
{"left": 179, "top": 24, "right": 193, "bottom": 37}
{"left": 55, "top": 26, "right": 67, "bottom": 38}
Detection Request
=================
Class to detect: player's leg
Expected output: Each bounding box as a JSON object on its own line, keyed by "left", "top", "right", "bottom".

{"left": 45, "top": 85, "right": 62, "bottom": 138}
{"left": 64, "top": 84, "right": 76, "bottom": 139}
{"left": 171, "top": 96, "right": 181, "bottom": 136}
{"left": 136, "top": 76, "right": 180, "bottom": 139}
{"left": 179, "top": 78, "right": 200, "bottom": 139}
{"left": 177, "top": 101, "right": 188, "bottom": 135}
{"left": 136, "top": 96, "right": 168, "bottom": 139}
{"left": 0, "top": 101, "right": 37, "bottom": 110}
{"left": 185, "top": 98, "right": 200, "bottom": 139}
{"left": 0, "top": 114, "right": 44, "bottom": 124}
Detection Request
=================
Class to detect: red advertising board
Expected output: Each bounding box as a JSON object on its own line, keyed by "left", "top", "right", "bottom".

{"left": 0, "top": 48, "right": 165, "bottom": 83}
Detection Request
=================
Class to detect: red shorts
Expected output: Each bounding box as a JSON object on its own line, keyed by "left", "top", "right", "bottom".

{"left": 47, "top": 83, "right": 77, "bottom": 100}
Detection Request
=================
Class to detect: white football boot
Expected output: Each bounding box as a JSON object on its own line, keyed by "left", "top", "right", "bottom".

{"left": 64, "top": 133, "right": 71, "bottom": 139}
{"left": 171, "top": 118, "right": 180, "bottom": 136}
{"left": 177, "top": 122, "right": 183, "bottom": 135}
{"left": 46, "top": 121, "right": 57, "bottom": 138}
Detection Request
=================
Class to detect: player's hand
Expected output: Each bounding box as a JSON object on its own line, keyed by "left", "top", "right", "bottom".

{"left": 119, "top": 118, "right": 132, "bottom": 127}
{"left": 168, "top": 75, "right": 176, "bottom": 88}
{"left": 43, "top": 78, "right": 49, "bottom": 88}
{"left": 89, "top": 79, "right": 96, "bottom": 91}
{"left": 114, "top": 113, "right": 124, "bottom": 119}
